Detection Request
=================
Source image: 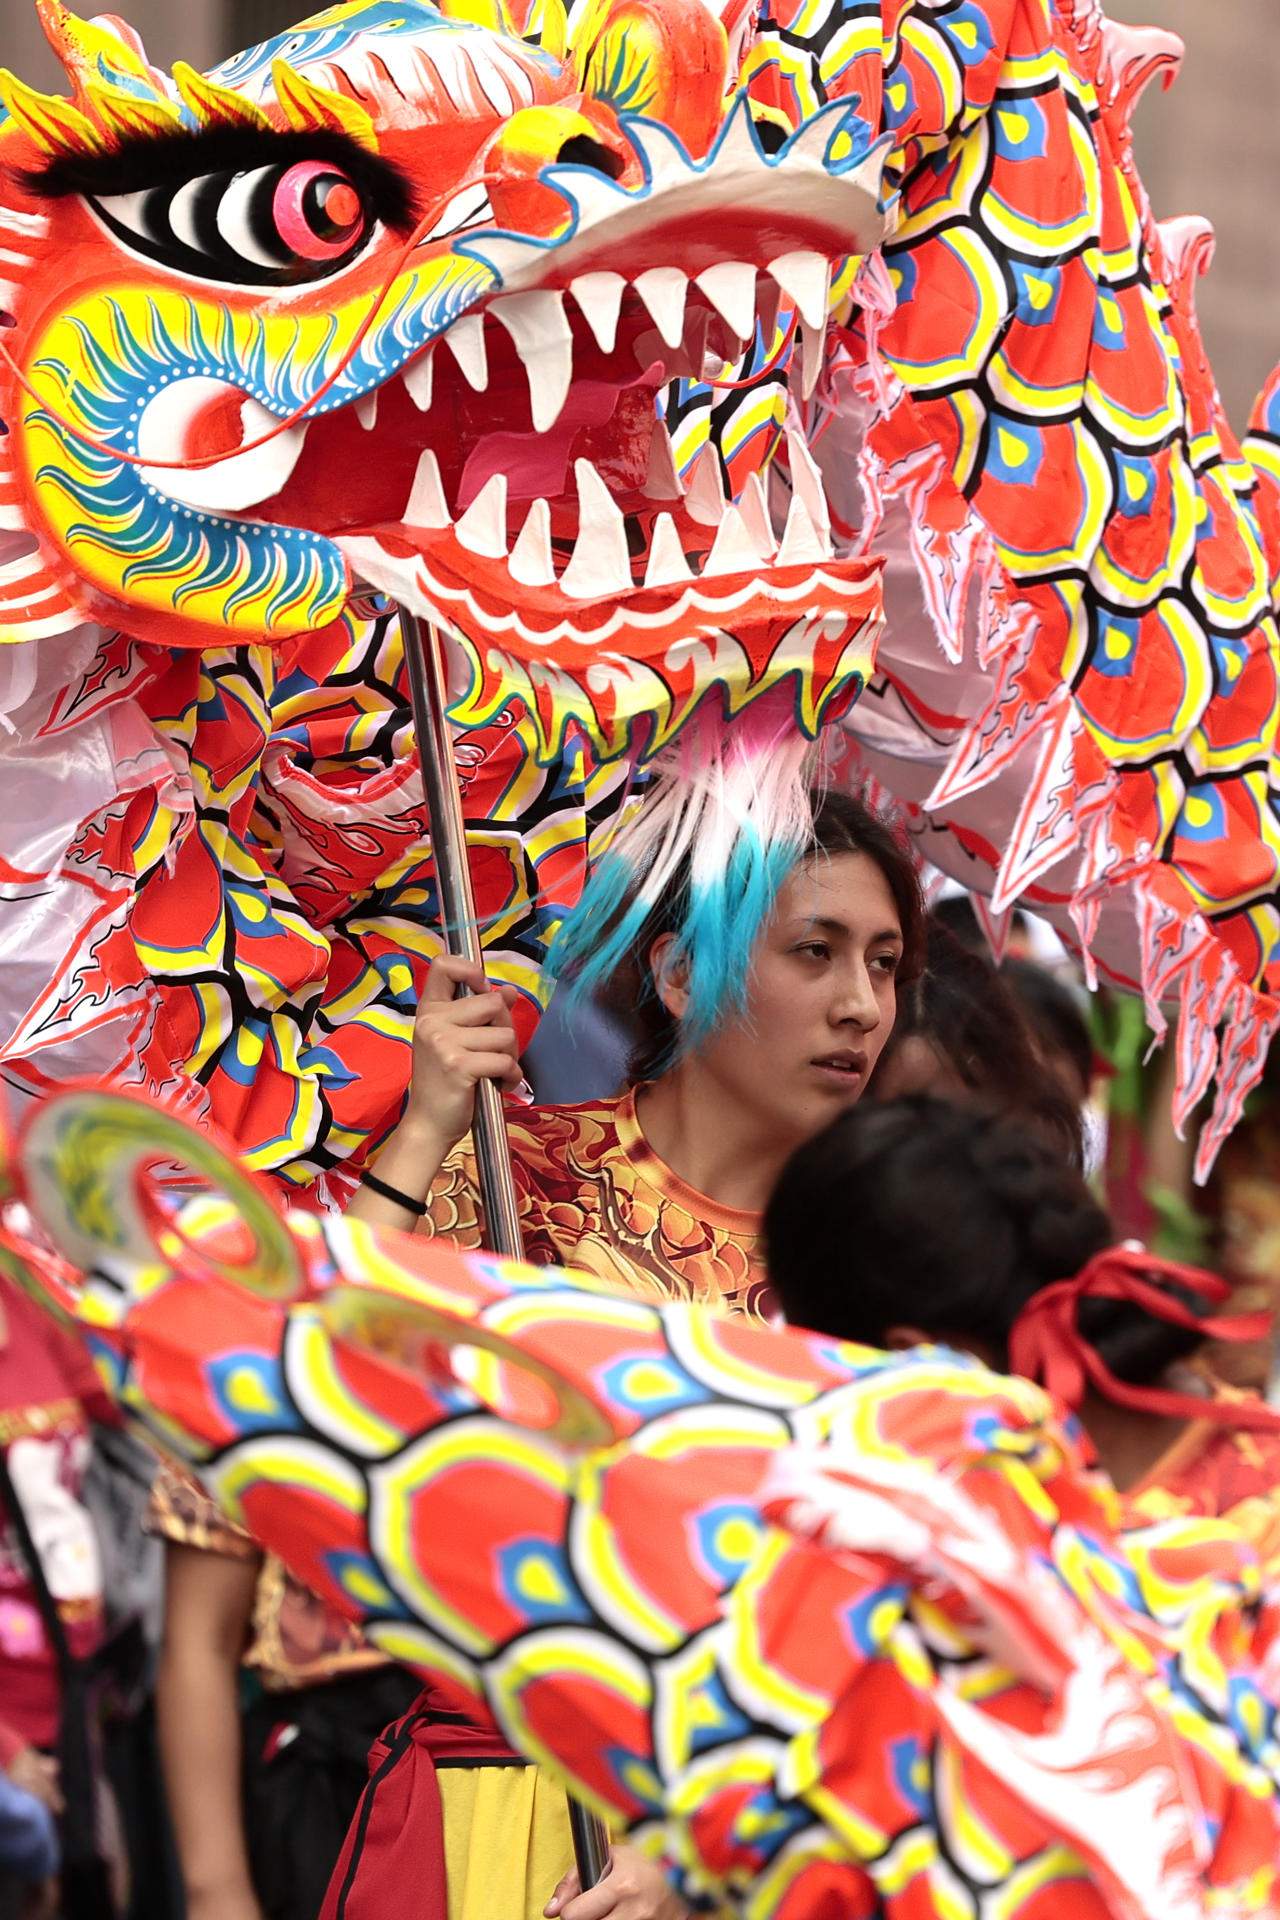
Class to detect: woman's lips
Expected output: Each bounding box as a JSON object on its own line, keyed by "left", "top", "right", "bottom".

{"left": 811, "top": 1053, "right": 867, "bottom": 1086}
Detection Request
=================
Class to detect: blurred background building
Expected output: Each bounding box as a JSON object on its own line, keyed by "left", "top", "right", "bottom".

{"left": 6, "top": 0, "right": 1277, "bottom": 424}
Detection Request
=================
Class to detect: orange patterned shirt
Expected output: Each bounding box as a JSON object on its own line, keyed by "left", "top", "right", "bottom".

{"left": 428, "top": 1090, "right": 774, "bottom": 1319}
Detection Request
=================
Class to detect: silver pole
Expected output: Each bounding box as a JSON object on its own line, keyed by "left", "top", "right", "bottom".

{"left": 400, "top": 608, "right": 613, "bottom": 1893}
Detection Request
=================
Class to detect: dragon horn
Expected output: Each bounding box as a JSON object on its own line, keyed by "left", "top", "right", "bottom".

{"left": 0, "top": 66, "right": 103, "bottom": 158}
{"left": 36, "top": 0, "right": 173, "bottom": 106}
{"left": 271, "top": 60, "right": 378, "bottom": 152}
{"left": 172, "top": 62, "right": 272, "bottom": 132}
{"left": 435, "top": 0, "right": 519, "bottom": 31}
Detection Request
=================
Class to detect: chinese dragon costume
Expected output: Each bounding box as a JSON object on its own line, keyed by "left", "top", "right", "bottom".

{"left": 5, "top": 6, "right": 1280, "bottom": 1916}
{"left": 7, "top": 1085, "right": 1280, "bottom": 1920}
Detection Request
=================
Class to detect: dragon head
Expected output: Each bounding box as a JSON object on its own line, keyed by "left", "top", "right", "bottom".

{"left": 0, "top": 0, "right": 888, "bottom": 758}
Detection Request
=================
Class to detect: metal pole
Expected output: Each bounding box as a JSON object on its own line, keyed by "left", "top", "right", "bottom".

{"left": 400, "top": 607, "right": 613, "bottom": 1894}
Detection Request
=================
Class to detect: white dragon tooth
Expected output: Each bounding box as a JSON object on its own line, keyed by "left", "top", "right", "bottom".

{"left": 633, "top": 267, "right": 689, "bottom": 351}
{"left": 402, "top": 448, "right": 450, "bottom": 530}
{"left": 756, "top": 275, "right": 783, "bottom": 355}
{"left": 642, "top": 422, "right": 683, "bottom": 501}
{"left": 694, "top": 262, "right": 758, "bottom": 345}
{"left": 443, "top": 312, "right": 489, "bottom": 391}
{"left": 777, "top": 490, "right": 830, "bottom": 566}
{"left": 454, "top": 472, "right": 508, "bottom": 557}
{"left": 786, "top": 425, "right": 832, "bottom": 546}
{"left": 767, "top": 250, "right": 832, "bottom": 332}
{"left": 403, "top": 351, "right": 435, "bottom": 413}
{"left": 491, "top": 290, "right": 573, "bottom": 433}
{"left": 797, "top": 319, "right": 825, "bottom": 400}
{"left": 569, "top": 272, "right": 625, "bottom": 354}
{"left": 643, "top": 513, "right": 694, "bottom": 589}
{"left": 508, "top": 498, "right": 556, "bottom": 587}
{"left": 559, "top": 459, "right": 632, "bottom": 599}
{"left": 738, "top": 471, "right": 777, "bottom": 559}
{"left": 684, "top": 445, "right": 726, "bottom": 527}
{"left": 355, "top": 391, "right": 378, "bottom": 432}
{"left": 704, "top": 504, "right": 766, "bottom": 577}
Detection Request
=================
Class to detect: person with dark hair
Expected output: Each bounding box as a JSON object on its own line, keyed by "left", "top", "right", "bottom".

{"left": 351, "top": 790, "right": 925, "bottom": 1313}
{"left": 764, "top": 1096, "right": 1280, "bottom": 1518}
{"left": 872, "top": 921, "right": 1085, "bottom": 1163}
{"left": 1000, "top": 956, "right": 1095, "bottom": 1108}
{"left": 331, "top": 790, "right": 925, "bottom": 1920}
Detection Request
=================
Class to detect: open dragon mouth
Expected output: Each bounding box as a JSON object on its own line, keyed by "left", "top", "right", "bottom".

{"left": 134, "top": 107, "right": 890, "bottom": 755}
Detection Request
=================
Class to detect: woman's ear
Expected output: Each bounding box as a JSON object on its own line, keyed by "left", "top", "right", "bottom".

{"left": 648, "top": 932, "right": 690, "bottom": 1021}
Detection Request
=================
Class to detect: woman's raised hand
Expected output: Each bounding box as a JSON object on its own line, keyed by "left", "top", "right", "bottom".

{"left": 407, "top": 953, "right": 523, "bottom": 1149}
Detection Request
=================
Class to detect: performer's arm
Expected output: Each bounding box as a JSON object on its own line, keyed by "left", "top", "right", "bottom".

{"left": 156, "top": 1541, "right": 264, "bottom": 1920}
{"left": 348, "top": 953, "right": 523, "bottom": 1231}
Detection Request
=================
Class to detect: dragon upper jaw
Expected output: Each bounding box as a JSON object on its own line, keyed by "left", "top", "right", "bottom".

{"left": 138, "top": 257, "right": 843, "bottom": 618}
{"left": 129, "top": 105, "right": 890, "bottom": 669}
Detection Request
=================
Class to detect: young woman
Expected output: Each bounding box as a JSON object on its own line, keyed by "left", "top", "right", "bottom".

{"left": 335, "top": 789, "right": 926, "bottom": 1920}
{"left": 764, "top": 1096, "right": 1280, "bottom": 1525}
{"left": 350, "top": 790, "right": 925, "bottom": 1314}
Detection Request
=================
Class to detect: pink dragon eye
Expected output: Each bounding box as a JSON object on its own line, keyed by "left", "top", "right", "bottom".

{"left": 270, "top": 161, "right": 367, "bottom": 261}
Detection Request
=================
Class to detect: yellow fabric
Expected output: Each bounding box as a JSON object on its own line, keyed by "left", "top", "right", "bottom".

{"left": 439, "top": 1765, "right": 575, "bottom": 1920}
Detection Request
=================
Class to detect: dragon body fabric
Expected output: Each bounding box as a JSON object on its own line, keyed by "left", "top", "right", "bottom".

{"left": 0, "top": 0, "right": 1279, "bottom": 1181}
{"left": 9, "top": 1087, "right": 1280, "bottom": 1920}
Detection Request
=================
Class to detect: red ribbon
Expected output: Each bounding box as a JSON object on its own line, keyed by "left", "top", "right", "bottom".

{"left": 1006, "top": 1244, "right": 1280, "bottom": 1430}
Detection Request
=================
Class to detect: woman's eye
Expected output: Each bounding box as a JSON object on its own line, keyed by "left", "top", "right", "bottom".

{"left": 873, "top": 952, "right": 901, "bottom": 975}
{"left": 794, "top": 941, "right": 831, "bottom": 961}
{"left": 91, "top": 158, "right": 371, "bottom": 285}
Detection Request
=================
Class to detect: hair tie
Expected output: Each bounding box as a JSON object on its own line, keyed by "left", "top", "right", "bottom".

{"left": 1007, "top": 1243, "right": 1280, "bottom": 1430}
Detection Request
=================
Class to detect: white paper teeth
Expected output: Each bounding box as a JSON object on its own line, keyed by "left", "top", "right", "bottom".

{"left": 403, "top": 352, "right": 434, "bottom": 413}
{"left": 402, "top": 449, "right": 450, "bottom": 531}
{"left": 508, "top": 498, "right": 556, "bottom": 586}
{"left": 704, "top": 503, "right": 767, "bottom": 577}
{"left": 766, "top": 250, "right": 833, "bottom": 332}
{"left": 443, "top": 312, "right": 489, "bottom": 391}
{"left": 786, "top": 427, "right": 833, "bottom": 551}
{"left": 633, "top": 267, "right": 689, "bottom": 350}
{"left": 694, "top": 262, "right": 757, "bottom": 345}
{"left": 355, "top": 391, "right": 378, "bottom": 432}
{"left": 643, "top": 513, "right": 694, "bottom": 588}
{"left": 796, "top": 320, "right": 825, "bottom": 401}
{"left": 776, "top": 491, "right": 828, "bottom": 566}
{"left": 454, "top": 471, "right": 508, "bottom": 557}
{"left": 684, "top": 446, "right": 727, "bottom": 528}
{"left": 738, "top": 471, "right": 777, "bottom": 560}
{"left": 490, "top": 289, "right": 573, "bottom": 432}
{"left": 643, "top": 423, "right": 683, "bottom": 501}
{"left": 568, "top": 273, "right": 626, "bottom": 354}
{"left": 560, "top": 458, "right": 632, "bottom": 598}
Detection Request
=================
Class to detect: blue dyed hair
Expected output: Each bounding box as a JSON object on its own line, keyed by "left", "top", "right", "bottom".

{"left": 545, "top": 789, "right": 925, "bottom": 1084}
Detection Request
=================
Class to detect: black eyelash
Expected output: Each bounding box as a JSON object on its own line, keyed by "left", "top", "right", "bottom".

{"left": 18, "top": 125, "right": 420, "bottom": 234}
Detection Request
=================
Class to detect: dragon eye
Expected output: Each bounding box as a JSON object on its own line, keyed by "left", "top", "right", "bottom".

{"left": 90, "top": 158, "right": 372, "bottom": 286}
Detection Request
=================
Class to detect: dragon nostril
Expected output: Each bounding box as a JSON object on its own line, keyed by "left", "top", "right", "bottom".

{"left": 554, "top": 134, "right": 625, "bottom": 180}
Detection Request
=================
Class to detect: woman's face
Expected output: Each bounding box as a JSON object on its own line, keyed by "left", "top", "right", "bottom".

{"left": 674, "top": 850, "right": 905, "bottom": 1153}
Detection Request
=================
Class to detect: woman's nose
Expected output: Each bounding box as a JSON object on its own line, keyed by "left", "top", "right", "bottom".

{"left": 831, "top": 965, "right": 879, "bottom": 1031}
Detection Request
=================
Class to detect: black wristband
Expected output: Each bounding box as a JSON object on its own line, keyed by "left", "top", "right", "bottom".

{"left": 359, "top": 1168, "right": 429, "bottom": 1218}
